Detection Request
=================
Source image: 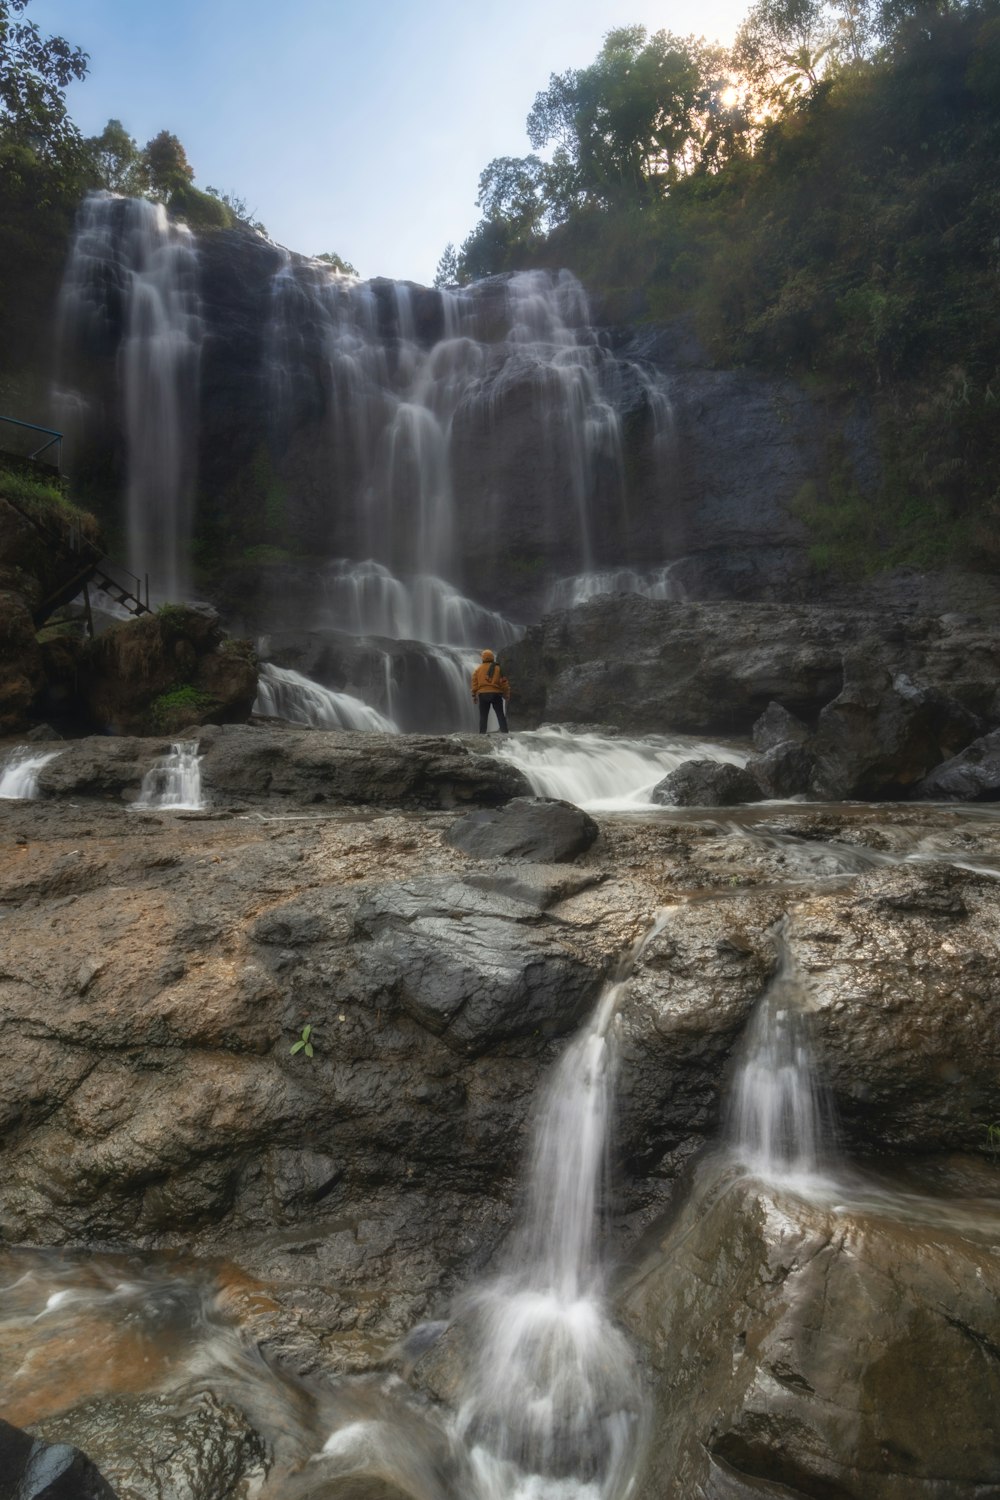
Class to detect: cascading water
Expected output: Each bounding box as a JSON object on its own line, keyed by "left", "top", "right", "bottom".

{"left": 0, "top": 748, "right": 61, "bottom": 799}
{"left": 56, "top": 193, "right": 202, "bottom": 602}
{"left": 134, "top": 742, "right": 206, "bottom": 811}
{"left": 545, "top": 564, "right": 687, "bottom": 612}
{"left": 309, "top": 925, "right": 668, "bottom": 1500}
{"left": 254, "top": 662, "right": 398, "bottom": 732}
{"left": 316, "top": 560, "right": 520, "bottom": 648}
{"left": 499, "top": 726, "right": 748, "bottom": 810}
{"left": 451, "top": 969, "right": 647, "bottom": 1500}
{"left": 726, "top": 925, "right": 840, "bottom": 1187}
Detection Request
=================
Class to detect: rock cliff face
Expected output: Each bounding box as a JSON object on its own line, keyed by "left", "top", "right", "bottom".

{"left": 506, "top": 596, "right": 1000, "bottom": 735}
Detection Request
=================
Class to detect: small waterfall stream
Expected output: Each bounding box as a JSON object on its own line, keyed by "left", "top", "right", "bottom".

{"left": 451, "top": 964, "right": 650, "bottom": 1500}
{"left": 0, "top": 748, "right": 61, "bottom": 799}
{"left": 725, "top": 926, "right": 840, "bottom": 1189}
{"left": 134, "top": 742, "right": 206, "bottom": 811}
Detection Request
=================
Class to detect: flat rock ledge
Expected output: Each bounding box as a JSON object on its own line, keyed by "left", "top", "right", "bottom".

{"left": 23, "top": 725, "right": 531, "bottom": 811}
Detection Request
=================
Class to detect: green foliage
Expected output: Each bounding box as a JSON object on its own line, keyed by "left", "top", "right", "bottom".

{"left": 0, "top": 3, "right": 94, "bottom": 388}
{"left": 289, "top": 1023, "right": 315, "bottom": 1058}
{"left": 316, "top": 250, "right": 358, "bottom": 276}
{"left": 143, "top": 129, "right": 193, "bottom": 200}
{"left": 987, "top": 1122, "right": 1000, "bottom": 1158}
{"left": 168, "top": 180, "right": 234, "bottom": 230}
{"left": 241, "top": 543, "right": 293, "bottom": 564}
{"left": 0, "top": 460, "right": 100, "bottom": 537}
{"left": 467, "top": 0, "right": 1000, "bottom": 578}
{"left": 85, "top": 117, "right": 148, "bottom": 195}
{"left": 0, "top": 0, "right": 88, "bottom": 159}
{"left": 433, "top": 242, "right": 459, "bottom": 287}
{"left": 205, "top": 186, "right": 267, "bottom": 236}
{"left": 149, "top": 682, "right": 213, "bottom": 727}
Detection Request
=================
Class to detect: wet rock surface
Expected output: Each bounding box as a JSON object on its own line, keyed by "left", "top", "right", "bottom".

{"left": 912, "top": 727, "right": 1000, "bottom": 802}
{"left": 24, "top": 724, "right": 531, "bottom": 811}
{"left": 32, "top": 1392, "right": 265, "bottom": 1500}
{"left": 1, "top": 768, "right": 1000, "bottom": 1496}
{"left": 621, "top": 1167, "right": 1000, "bottom": 1500}
{"left": 505, "top": 598, "right": 1000, "bottom": 756}
{"left": 443, "top": 795, "right": 599, "bottom": 861}
{"left": 652, "top": 759, "right": 764, "bottom": 807}
{"left": 0, "top": 1413, "right": 119, "bottom": 1500}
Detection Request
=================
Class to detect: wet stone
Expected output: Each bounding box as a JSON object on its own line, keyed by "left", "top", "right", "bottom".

{"left": 443, "top": 796, "right": 599, "bottom": 862}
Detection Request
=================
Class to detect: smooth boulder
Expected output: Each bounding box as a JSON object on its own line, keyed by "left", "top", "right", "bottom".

{"left": 911, "top": 728, "right": 1000, "bottom": 801}
{"left": 652, "top": 760, "right": 763, "bottom": 807}
{"left": 0, "top": 1415, "right": 118, "bottom": 1500}
{"left": 444, "top": 796, "right": 599, "bottom": 862}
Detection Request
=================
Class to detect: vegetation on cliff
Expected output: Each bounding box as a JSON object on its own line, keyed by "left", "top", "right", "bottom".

{"left": 455, "top": 0, "right": 1000, "bottom": 574}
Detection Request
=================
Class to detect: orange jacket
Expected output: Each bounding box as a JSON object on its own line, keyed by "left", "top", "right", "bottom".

{"left": 471, "top": 661, "right": 510, "bottom": 699}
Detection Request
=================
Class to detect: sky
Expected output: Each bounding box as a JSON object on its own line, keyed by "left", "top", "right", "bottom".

{"left": 29, "top": 0, "right": 750, "bottom": 286}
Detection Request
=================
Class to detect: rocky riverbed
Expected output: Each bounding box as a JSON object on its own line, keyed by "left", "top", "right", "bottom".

{"left": 2, "top": 727, "right": 1000, "bottom": 1499}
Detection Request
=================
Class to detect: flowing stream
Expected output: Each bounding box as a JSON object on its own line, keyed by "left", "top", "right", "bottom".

{"left": 0, "top": 747, "right": 61, "bottom": 799}
{"left": 498, "top": 727, "right": 747, "bottom": 810}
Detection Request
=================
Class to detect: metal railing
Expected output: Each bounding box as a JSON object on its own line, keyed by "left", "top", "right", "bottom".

{"left": 0, "top": 415, "right": 62, "bottom": 468}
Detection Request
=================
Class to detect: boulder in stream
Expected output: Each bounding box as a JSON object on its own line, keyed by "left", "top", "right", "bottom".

{"left": 0, "top": 1414, "right": 119, "bottom": 1500}
{"left": 652, "top": 760, "right": 764, "bottom": 807}
{"left": 911, "top": 727, "right": 1000, "bottom": 802}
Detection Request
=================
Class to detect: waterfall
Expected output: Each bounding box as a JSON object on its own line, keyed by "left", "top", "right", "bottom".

{"left": 254, "top": 663, "right": 398, "bottom": 731}
{"left": 545, "top": 563, "right": 687, "bottom": 612}
{"left": 446, "top": 922, "right": 676, "bottom": 1500}
{"left": 0, "top": 748, "right": 61, "bottom": 799}
{"left": 134, "top": 742, "right": 205, "bottom": 811}
{"left": 316, "top": 560, "right": 520, "bottom": 647}
{"left": 454, "top": 991, "right": 639, "bottom": 1496}
{"left": 498, "top": 727, "right": 747, "bottom": 810}
{"left": 57, "top": 193, "right": 202, "bottom": 603}
{"left": 263, "top": 263, "right": 673, "bottom": 595}
{"left": 726, "top": 929, "right": 840, "bottom": 1185}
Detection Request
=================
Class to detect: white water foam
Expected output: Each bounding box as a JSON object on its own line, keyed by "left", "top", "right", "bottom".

{"left": 255, "top": 662, "right": 398, "bottom": 732}
{"left": 498, "top": 726, "right": 747, "bottom": 811}
{"left": 726, "top": 927, "right": 840, "bottom": 1193}
{"left": 544, "top": 564, "right": 687, "bottom": 612}
{"left": 0, "top": 748, "right": 61, "bottom": 799}
{"left": 134, "top": 741, "right": 205, "bottom": 811}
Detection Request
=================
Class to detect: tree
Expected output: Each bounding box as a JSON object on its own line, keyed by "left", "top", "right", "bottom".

{"left": 0, "top": 0, "right": 87, "bottom": 158}
{"left": 526, "top": 26, "right": 736, "bottom": 207}
{"left": 733, "top": 0, "right": 838, "bottom": 111}
{"left": 433, "top": 242, "right": 458, "bottom": 287}
{"left": 143, "top": 129, "right": 194, "bottom": 200}
{"left": 86, "top": 117, "right": 148, "bottom": 195}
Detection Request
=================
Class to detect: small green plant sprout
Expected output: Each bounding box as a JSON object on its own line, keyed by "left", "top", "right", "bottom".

{"left": 290, "top": 1024, "right": 315, "bottom": 1058}
{"left": 987, "top": 1123, "right": 1000, "bottom": 1159}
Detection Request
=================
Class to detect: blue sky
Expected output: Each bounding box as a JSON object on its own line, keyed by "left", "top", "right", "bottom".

{"left": 30, "top": 0, "right": 750, "bottom": 285}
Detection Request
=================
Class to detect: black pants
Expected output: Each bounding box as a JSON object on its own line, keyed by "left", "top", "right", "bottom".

{"left": 477, "top": 693, "right": 509, "bottom": 734}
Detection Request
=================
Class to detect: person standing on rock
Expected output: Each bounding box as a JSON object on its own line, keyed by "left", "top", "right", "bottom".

{"left": 471, "top": 650, "right": 510, "bottom": 734}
